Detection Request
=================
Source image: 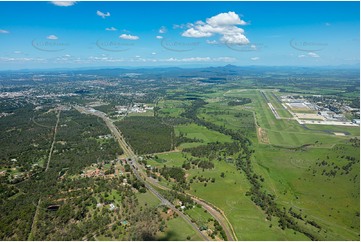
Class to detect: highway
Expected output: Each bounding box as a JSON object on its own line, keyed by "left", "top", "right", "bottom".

{"left": 127, "top": 158, "right": 210, "bottom": 241}
{"left": 74, "top": 105, "right": 209, "bottom": 241}
{"left": 132, "top": 160, "right": 237, "bottom": 241}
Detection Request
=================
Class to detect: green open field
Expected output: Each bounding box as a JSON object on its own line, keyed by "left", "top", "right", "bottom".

{"left": 178, "top": 88, "right": 360, "bottom": 240}
{"left": 156, "top": 216, "right": 203, "bottom": 241}
{"left": 157, "top": 99, "right": 189, "bottom": 118}
{"left": 184, "top": 206, "right": 213, "bottom": 227}
{"left": 145, "top": 152, "right": 188, "bottom": 189}
{"left": 305, "top": 124, "right": 360, "bottom": 136}
{"left": 146, "top": 152, "right": 186, "bottom": 167}
{"left": 253, "top": 143, "right": 360, "bottom": 240}
{"left": 175, "top": 123, "right": 233, "bottom": 149}
{"left": 186, "top": 160, "right": 308, "bottom": 240}
{"left": 141, "top": 87, "right": 359, "bottom": 241}
{"left": 197, "top": 101, "right": 256, "bottom": 139}
{"left": 146, "top": 148, "right": 308, "bottom": 239}
{"left": 137, "top": 191, "right": 161, "bottom": 208}
{"left": 148, "top": 150, "right": 309, "bottom": 240}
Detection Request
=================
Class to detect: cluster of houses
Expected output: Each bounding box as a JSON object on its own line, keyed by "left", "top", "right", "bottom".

{"left": 96, "top": 202, "right": 117, "bottom": 211}
{"left": 80, "top": 159, "right": 124, "bottom": 178}
{"left": 82, "top": 168, "right": 104, "bottom": 178}
{"left": 0, "top": 112, "right": 13, "bottom": 118}
{"left": 115, "top": 103, "right": 154, "bottom": 115}
{"left": 98, "top": 134, "right": 113, "bottom": 140}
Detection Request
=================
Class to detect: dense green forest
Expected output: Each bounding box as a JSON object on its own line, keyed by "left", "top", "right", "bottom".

{"left": 227, "top": 97, "right": 252, "bottom": 106}
{"left": 0, "top": 109, "right": 125, "bottom": 240}
{"left": 115, "top": 116, "right": 174, "bottom": 155}
{"left": 0, "top": 105, "right": 55, "bottom": 181}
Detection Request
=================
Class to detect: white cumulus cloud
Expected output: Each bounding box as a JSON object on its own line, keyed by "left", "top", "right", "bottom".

{"left": 308, "top": 52, "right": 320, "bottom": 58}
{"left": 206, "top": 40, "right": 218, "bottom": 45}
{"left": 207, "top": 11, "right": 247, "bottom": 26}
{"left": 221, "top": 32, "right": 249, "bottom": 45}
{"left": 156, "top": 35, "right": 163, "bottom": 39}
{"left": 298, "top": 52, "right": 320, "bottom": 58}
{"left": 119, "top": 34, "right": 139, "bottom": 40}
{"left": 51, "top": 1, "right": 76, "bottom": 7}
{"left": 182, "top": 11, "right": 249, "bottom": 45}
{"left": 47, "top": 35, "right": 58, "bottom": 40}
{"left": 216, "top": 57, "right": 237, "bottom": 62}
{"left": 0, "top": 29, "right": 9, "bottom": 34}
{"left": 159, "top": 26, "right": 167, "bottom": 34}
{"left": 97, "top": 10, "right": 110, "bottom": 19}
{"left": 163, "top": 56, "right": 236, "bottom": 62}
{"left": 183, "top": 28, "right": 212, "bottom": 38}
{"left": 251, "top": 57, "right": 259, "bottom": 61}
{"left": 173, "top": 24, "right": 185, "bottom": 29}
{"left": 0, "top": 57, "right": 45, "bottom": 62}
{"left": 105, "top": 27, "right": 117, "bottom": 31}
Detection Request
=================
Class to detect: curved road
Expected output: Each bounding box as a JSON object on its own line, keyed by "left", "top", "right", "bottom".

{"left": 75, "top": 106, "right": 209, "bottom": 241}
{"left": 139, "top": 166, "right": 237, "bottom": 241}
{"left": 127, "top": 158, "right": 209, "bottom": 241}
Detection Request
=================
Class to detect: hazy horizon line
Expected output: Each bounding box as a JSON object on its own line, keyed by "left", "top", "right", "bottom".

{"left": 0, "top": 63, "right": 360, "bottom": 72}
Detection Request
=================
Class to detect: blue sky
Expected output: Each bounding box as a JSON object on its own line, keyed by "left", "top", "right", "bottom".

{"left": 0, "top": 1, "right": 359, "bottom": 70}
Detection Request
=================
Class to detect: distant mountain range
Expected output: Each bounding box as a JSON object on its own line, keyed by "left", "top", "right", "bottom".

{"left": 1, "top": 64, "right": 359, "bottom": 74}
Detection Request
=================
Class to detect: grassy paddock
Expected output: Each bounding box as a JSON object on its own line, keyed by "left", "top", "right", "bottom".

{"left": 175, "top": 123, "right": 233, "bottom": 149}
{"left": 156, "top": 216, "right": 203, "bottom": 241}
{"left": 253, "top": 143, "right": 360, "bottom": 240}
{"left": 186, "top": 160, "right": 308, "bottom": 240}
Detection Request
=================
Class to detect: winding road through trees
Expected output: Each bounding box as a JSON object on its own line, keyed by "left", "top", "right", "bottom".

{"left": 75, "top": 106, "right": 214, "bottom": 241}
